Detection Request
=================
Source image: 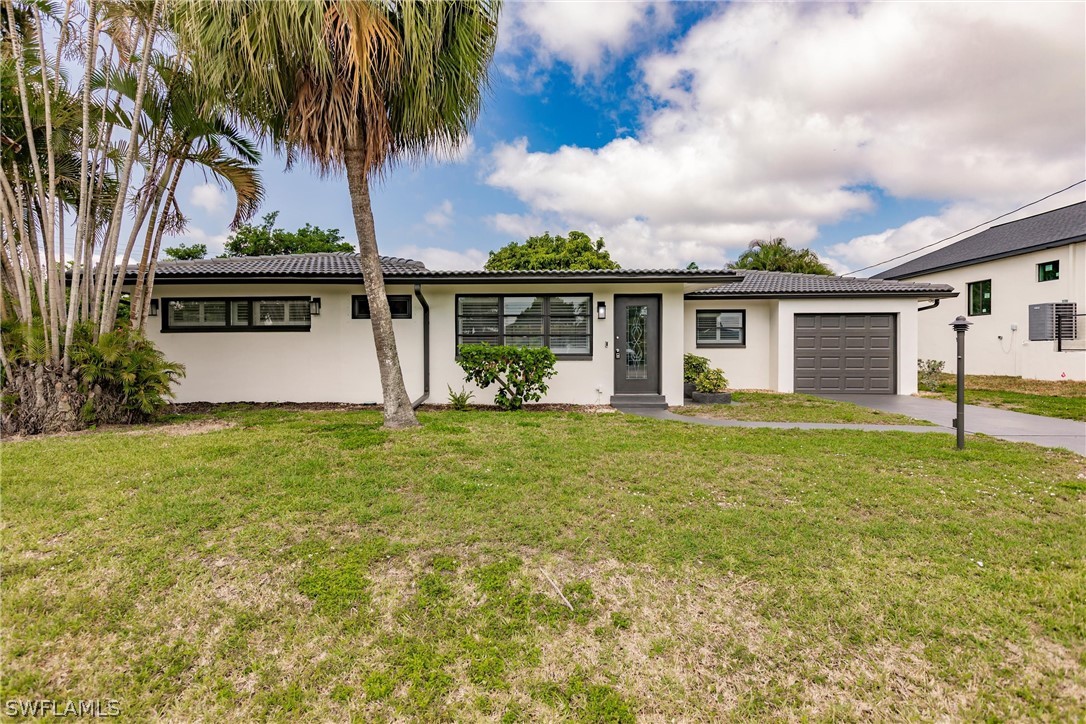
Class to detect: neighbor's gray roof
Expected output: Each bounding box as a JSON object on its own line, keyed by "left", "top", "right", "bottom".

{"left": 127, "top": 253, "right": 428, "bottom": 280}
{"left": 873, "top": 201, "right": 1086, "bottom": 280}
{"left": 686, "top": 270, "right": 955, "bottom": 298}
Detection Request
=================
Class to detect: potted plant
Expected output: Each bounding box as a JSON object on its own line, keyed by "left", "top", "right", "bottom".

{"left": 683, "top": 353, "right": 710, "bottom": 399}
{"left": 691, "top": 366, "right": 731, "bottom": 404}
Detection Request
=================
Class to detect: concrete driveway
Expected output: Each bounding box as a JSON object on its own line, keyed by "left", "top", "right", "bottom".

{"left": 820, "top": 394, "right": 1085, "bottom": 456}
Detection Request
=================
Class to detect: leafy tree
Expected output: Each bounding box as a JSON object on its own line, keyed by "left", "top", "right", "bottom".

{"left": 457, "top": 344, "right": 557, "bottom": 410}
{"left": 176, "top": 0, "right": 500, "bottom": 429}
{"left": 163, "top": 243, "right": 207, "bottom": 261}
{"left": 485, "top": 231, "right": 620, "bottom": 271}
{"left": 728, "top": 238, "right": 834, "bottom": 275}
{"left": 222, "top": 211, "right": 353, "bottom": 257}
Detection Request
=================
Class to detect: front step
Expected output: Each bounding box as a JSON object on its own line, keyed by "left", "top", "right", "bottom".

{"left": 610, "top": 394, "right": 668, "bottom": 409}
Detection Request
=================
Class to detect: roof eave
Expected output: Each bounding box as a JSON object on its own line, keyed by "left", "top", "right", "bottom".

{"left": 877, "top": 234, "right": 1086, "bottom": 280}
{"left": 685, "top": 290, "right": 959, "bottom": 300}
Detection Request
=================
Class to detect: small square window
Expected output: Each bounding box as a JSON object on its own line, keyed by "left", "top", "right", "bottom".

{"left": 1037, "top": 260, "right": 1059, "bottom": 282}
{"left": 696, "top": 309, "right": 746, "bottom": 347}
{"left": 352, "top": 295, "right": 412, "bottom": 319}
{"left": 967, "top": 280, "right": 991, "bottom": 316}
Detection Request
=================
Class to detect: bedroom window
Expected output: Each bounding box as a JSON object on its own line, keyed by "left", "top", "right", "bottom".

{"left": 967, "top": 280, "right": 991, "bottom": 316}
{"left": 352, "top": 294, "right": 412, "bottom": 319}
{"left": 1037, "top": 261, "right": 1059, "bottom": 282}
{"left": 456, "top": 294, "right": 592, "bottom": 358}
{"left": 163, "top": 298, "right": 312, "bottom": 332}
{"left": 695, "top": 309, "right": 746, "bottom": 347}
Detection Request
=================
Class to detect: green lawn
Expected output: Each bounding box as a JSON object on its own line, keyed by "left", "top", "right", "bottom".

{"left": 3, "top": 409, "right": 1085, "bottom": 720}
{"left": 674, "top": 391, "right": 930, "bottom": 425}
{"left": 931, "top": 374, "right": 1086, "bottom": 421}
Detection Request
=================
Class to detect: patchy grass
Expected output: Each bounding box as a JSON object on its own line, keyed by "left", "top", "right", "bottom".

{"left": 931, "top": 374, "right": 1086, "bottom": 421}
{"left": 3, "top": 408, "right": 1085, "bottom": 720}
{"left": 675, "top": 391, "right": 931, "bottom": 425}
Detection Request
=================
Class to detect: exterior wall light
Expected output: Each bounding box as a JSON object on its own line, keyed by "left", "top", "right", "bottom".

{"left": 597, "top": 301, "right": 607, "bottom": 320}
{"left": 148, "top": 299, "right": 159, "bottom": 317}
{"left": 309, "top": 297, "right": 322, "bottom": 316}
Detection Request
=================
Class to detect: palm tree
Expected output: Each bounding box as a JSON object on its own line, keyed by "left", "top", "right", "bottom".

{"left": 174, "top": 0, "right": 500, "bottom": 429}
{"left": 728, "top": 237, "right": 834, "bottom": 275}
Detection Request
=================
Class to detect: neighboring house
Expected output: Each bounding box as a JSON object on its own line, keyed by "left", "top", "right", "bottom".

{"left": 130, "top": 255, "right": 954, "bottom": 406}
{"left": 875, "top": 201, "right": 1086, "bottom": 381}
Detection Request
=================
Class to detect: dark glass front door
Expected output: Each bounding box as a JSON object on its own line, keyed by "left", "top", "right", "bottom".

{"left": 613, "top": 296, "right": 660, "bottom": 394}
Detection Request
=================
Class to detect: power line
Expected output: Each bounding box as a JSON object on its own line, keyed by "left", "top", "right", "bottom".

{"left": 845, "top": 179, "right": 1086, "bottom": 276}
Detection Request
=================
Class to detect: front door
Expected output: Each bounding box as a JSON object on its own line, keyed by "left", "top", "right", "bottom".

{"left": 613, "top": 296, "right": 660, "bottom": 394}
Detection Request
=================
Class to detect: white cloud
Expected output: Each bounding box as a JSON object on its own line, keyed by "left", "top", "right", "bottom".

{"left": 423, "top": 200, "right": 455, "bottom": 229}
{"left": 486, "top": 211, "right": 545, "bottom": 240}
{"left": 189, "top": 183, "right": 226, "bottom": 214}
{"left": 487, "top": 3, "right": 1085, "bottom": 269}
{"left": 394, "top": 244, "right": 487, "bottom": 271}
{"left": 499, "top": 1, "right": 671, "bottom": 80}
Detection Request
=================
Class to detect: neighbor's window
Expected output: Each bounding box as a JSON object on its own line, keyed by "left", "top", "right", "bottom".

{"left": 164, "top": 298, "right": 311, "bottom": 331}
{"left": 696, "top": 310, "right": 746, "bottom": 347}
{"left": 456, "top": 294, "right": 591, "bottom": 358}
{"left": 352, "top": 294, "right": 412, "bottom": 319}
{"left": 967, "top": 280, "right": 991, "bottom": 316}
{"left": 1037, "top": 260, "right": 1059, "bottom": 282}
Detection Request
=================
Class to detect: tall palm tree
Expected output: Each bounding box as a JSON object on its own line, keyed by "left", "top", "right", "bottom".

{"left": 728, "top": 237, "right": 834, "bottom": 275}
{"left": 174, "top": 1, "right": 501, "bottom": 429}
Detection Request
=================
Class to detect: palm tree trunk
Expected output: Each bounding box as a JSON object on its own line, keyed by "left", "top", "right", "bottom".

{"left": 344, "top": 137, "right": 418, "bottom": 429}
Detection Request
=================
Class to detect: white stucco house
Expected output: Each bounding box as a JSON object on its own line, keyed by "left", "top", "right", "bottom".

{"left": 875, "top": 201, "right": 1086, "bottom": 381}
{"left": 131, "top": 255, "right": 955, "bottom": 406}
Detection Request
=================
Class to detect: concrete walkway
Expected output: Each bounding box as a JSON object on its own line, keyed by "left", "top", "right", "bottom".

{"left": 613, "top": 405, "right": 949, "bottom": 435}
{"left": 820, "top": 394, "right": 1085, "bottom": 456}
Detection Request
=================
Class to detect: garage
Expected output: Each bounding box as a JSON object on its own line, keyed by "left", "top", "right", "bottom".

{"left": 794, "top": 314, "right": 896, "bottom": 394}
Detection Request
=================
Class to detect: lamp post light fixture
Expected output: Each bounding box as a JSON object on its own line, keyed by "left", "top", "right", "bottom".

{"left": 950, "top": 315, "right": 972, "bottom": 450}
{"left": 309, "top": 298, "right": 322, "bottom": 316}
{"left": 597, "top": 301, "right": 607, "bottom": 320}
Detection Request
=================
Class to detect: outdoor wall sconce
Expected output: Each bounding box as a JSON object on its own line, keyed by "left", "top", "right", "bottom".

{"left": 597, "top": 301, "right": 607, "bottom": 320}
{"left": 309, "top": 297, "right": 322, "bottom": 316}
{"left": 148, "top": 299, "right": 159, "bottom": 317}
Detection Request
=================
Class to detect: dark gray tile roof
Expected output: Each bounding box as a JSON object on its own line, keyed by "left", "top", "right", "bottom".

{"left": 687, "top": 270, "right": 955, "bottom": 298}
{"left": 874, "top": 201, "right": 1086, "bottom": 280}
{"left": 131, "top": 253, "right": 428, "bottom": 279}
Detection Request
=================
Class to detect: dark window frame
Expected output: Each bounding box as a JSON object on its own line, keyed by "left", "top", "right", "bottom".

{"left": 1037, "top": 260, "right": 1060, "bottom": 282}
{"left": 455, "top": 293, "right": 594, "bottom": 360}
{"left": 161, "top": 296, "right": 312, "bottom": 333}
{"left": 967, "top": 280, "right": 992, "bottom": 316}
{"left": 352, "top": 294, "right": 413, "bottom": 320}
{"left": 695, "top": 308, "right": 747, "bottom": 348}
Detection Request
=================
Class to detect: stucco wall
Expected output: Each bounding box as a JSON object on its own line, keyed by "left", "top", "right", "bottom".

{"left": 147, "top": 281, "right": 689, "bottom": 405}
{"left": 682, "top": 300, "right": 776, "bottom": 390}
{"left": 905, "top": 243, "right": 1086, "bottom": 380}
{"left": 146, "top": 283, "right": 425, "bottom": 403}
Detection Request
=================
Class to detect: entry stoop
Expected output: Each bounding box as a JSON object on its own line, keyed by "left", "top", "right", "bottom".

{"left": 609, "top": 394, "right": 668, "bottom": 409}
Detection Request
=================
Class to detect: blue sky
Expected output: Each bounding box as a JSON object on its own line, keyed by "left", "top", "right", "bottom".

{"left": 174, "top": 1, "right": 1086, "bottom": 275}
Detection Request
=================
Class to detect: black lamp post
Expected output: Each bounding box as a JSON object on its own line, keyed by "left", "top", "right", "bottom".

{"left": 950, "top": 315, "right": 972, "bottom": 449}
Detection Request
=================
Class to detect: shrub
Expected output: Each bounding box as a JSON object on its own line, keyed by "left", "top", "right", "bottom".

{"left": 683, "top": 353, "right": 711, "bottom": 383}
{"left": 447, "top": 385, "right": 474, "bottom": 411}
{"left": 456, "top": 344, "right": 557, "bottom": 410}
{"left": 918, "top": 358, "right": 946, "bottom": 392}
{"left": 693, "top": 367, "right": 728, "bottom": 393}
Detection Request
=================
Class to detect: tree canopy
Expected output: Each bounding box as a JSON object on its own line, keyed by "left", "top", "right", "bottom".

{"left": 222, "top": 212, "right": 354, "bottom": 257}
{"left": 485, "top": 231, "right": 620, "bottom": 271}
{"left": 164, "top": 243, "right": 208, "bottom": 261}
{"left": 727, "top": 238, "right": 834, "bottom": 275}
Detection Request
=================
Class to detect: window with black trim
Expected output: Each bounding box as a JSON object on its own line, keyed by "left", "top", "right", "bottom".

{"left": 163, "top": 298, "right": 311, "bottom": 332}
{"left": 456, "top": 294, "right": 592, "bottom": 358}
{"left": 1037, "top": 260, "right": 1059, "bottom": 282}
{"left": 696, "top": 309, "right": 746, "bottom": 347}
{"left": 352, "top": 295, "right": 412, "bottom": 319}
{"left": 967, "top": 280, "right": 991, "bottom": 316}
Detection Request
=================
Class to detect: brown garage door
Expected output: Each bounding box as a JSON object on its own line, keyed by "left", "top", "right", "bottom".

{"left": 794, "top": 314, "right": 896, "bottom": 394}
